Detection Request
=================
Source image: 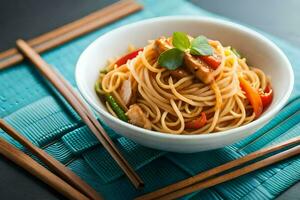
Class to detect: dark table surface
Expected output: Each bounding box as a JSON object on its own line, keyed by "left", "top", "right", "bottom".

{"left": 0, "top": 0, "right": 299, "bottom": 199}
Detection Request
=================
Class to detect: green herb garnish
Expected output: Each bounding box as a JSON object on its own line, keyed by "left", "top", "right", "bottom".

{"left": 158, "top": 32, "right": 213, "bottom": 70}
{"left": 190, "top": 36, "right": 213, "bottom": 56}
{"left": 158, "top": 48, "right": 185, "bottom": 70}
{"left": 172, "top": 32, "right": 191, "bottom": 51}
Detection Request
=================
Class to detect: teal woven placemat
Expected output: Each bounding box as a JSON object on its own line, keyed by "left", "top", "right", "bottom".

{"left": 1, "top": 0, "right": 300, "bottom": 199}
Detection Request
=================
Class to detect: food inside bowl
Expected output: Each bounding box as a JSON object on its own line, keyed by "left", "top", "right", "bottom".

{"left": 95, "top": 32, "right": 273, "bottom": 135}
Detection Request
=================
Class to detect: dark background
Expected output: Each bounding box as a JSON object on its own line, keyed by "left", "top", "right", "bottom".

{"left": 0, "top": 0, "right": 299, "bottom": 199}
{"left": 0, "top": 0, "right": 118, "bottom": 51}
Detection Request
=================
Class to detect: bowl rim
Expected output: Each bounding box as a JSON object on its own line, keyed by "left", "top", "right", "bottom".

{"left": 75, "top": 16, "right": 294, "bottom": 140}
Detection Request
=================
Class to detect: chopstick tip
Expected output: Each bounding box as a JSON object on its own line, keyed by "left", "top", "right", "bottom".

{"left": 16, "top": 39, "right": 25, "bottom": 45}
{"left": 16, "top": 39, "right": 28, "bottom": 51}
{"left": 136, "top": 182, "right": 145, "bottom": 190}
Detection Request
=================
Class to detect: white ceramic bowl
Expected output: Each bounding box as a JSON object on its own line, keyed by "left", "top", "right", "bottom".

{"left": 75, "top": 16, "right": 294, "bottom": 153}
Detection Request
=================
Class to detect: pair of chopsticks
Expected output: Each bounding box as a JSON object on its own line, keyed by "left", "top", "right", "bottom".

{"left": 0, "top": 1, "right": 143, "bottom": 197}
{"left": 0, "top": 119, "right": 102, "bottom": 200}
{"left": 0, "top": 0, "right": 143, "bottom": 192}
{"left": 136, "top": 136, "right": 300, "bottom": 200}
{"left": 0, "top": 0, "right": 142, "bottom": 70}
{"left": 15, "top": 39, "right": 144, "bottom": 188}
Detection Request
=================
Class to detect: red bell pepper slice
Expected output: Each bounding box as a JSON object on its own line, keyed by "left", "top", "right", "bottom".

{"left": 199, "top": 54, "right": 221, "bottom": 70}
{"left": 259, "top": 84, "right": 273, "bottom": 109}
{"left": 185, "top": 112, "right": 207, "bottom": 129}
{"left": 239, "top": 77, "right": 263, "bottom": 118}
{"left": 115, "top": 48, "right": 143, "bottom": 66}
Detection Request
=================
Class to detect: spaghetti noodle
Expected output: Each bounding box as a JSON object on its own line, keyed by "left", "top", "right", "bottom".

{"left": 95, "top": 34, "right": 272, "bottom": 135}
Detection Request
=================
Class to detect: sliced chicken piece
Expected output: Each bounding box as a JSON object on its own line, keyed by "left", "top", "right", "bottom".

{"left": 183, "top": 53, "right": 214, "bottom": 84}
{"left": 119, "top": 79, "right": 133, "bottom": 106}
{"left": 129, "top": 75, "right": 138, "bottom": 105}
{"left": 155, "top": 37, "right": 215, "bottom": 84}
{"left": 126, "top": 104, "right": 151, "bottom": 130}
{"left": 155, "top": 37, "right": 173, "bottom": 54}
{"left": 170, "top": 68, "right": 190, "bottom": 79}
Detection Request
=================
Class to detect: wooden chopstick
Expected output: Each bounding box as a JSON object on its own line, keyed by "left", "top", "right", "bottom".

{"left": 0, "top": 0, "right": 131, "bottom": 59}
{"left": 156, "top": 145, "right": 300, "bottom": 200}
{"left": 16, "top": 39, "right": 144, "bottom": 189}
{"left": 136, "top": 136, "right": 300, "bottom": 200}
{"left": 0, "top": 138, "right": 89, "bottom": 200}
{"left": 0, "top": 0, "right": 142, "bottom": 70}
{"left": 49, "top": 52, "right": 145, "bottom": 190}
{"left": 0, "top": 119, "right": 103, "bottom": 200}
{"left": 50, "top": 59, "right": 145, "bottom": 187}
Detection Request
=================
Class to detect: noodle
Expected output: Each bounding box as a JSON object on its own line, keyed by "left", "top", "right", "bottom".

{"left": 96, "top": 38, "right": 270, "bottom": 135}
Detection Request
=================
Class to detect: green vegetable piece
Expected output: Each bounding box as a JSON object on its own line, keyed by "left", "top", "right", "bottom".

{"left": 172, "top": 32, "right": 191, "bottom": 51}
{"left": 231, "top": 47, "right": 241, "bottom": 58}
{"left": 95, "top": 80, "right": 102, "bottom": 94}
{"left": 100, "top": 69, "right": 108, "bottom": 74}
{"left": 190, "top": 35, "right": 213, "bottom": 56}
{"left": 158, "top": 48, "right": 184, "bottom": 70}
{"left": 105, "top": 94, "right": 128, "bottom": 122}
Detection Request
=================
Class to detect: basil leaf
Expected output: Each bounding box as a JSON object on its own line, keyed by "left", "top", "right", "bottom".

{"left": 172, "top": 32, "right": 191, "bottom": 51}
{"left": 190, "top": 35, "right": 213, "bottom": 56}
{"left": 158, "top": 48, "right": 184, "bottom": 70}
